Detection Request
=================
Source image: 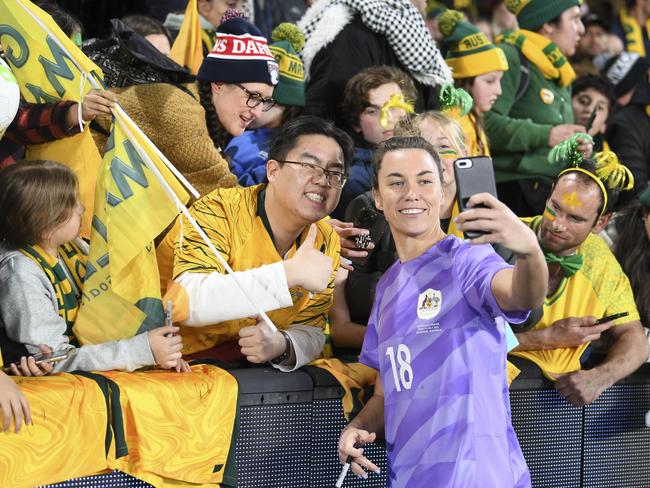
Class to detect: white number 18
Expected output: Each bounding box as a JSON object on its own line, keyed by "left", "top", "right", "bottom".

{"left": 385, "top": 344, "right": 413, "bottom": 391}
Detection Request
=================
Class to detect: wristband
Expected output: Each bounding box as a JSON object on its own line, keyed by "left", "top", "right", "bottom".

{"left": 270, "top": 330, "right": 291, "bottom": 365}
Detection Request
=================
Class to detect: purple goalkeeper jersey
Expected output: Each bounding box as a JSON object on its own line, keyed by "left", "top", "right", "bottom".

{"left": 359, "top": 236, "right": 531, "bottom": 488}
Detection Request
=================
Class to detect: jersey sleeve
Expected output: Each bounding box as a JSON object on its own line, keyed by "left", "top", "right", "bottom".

{"left": 454, "top": 243, "right": 529, "bottom": 324}
{"left": 173, "top": 190, "right": 232, "bottom": 278}
{"left": 359, "top": 286, "right": 381, "bottom": 371}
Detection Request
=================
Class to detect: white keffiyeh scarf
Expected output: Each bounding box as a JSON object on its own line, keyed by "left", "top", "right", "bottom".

{"left": 298, "top": 0, "right": 452, "bottom": 86}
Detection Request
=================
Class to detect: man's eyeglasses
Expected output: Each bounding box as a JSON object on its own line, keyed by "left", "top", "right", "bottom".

{"left": 276, "top": 160, "right": 347, "bottom": 189}
{"left": 234, "top": 83, "right": 276, "bottom": 112}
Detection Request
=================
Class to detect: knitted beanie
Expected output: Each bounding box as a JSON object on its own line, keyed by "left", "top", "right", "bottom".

{"left": 197, "top": 12, "right": 279, "bottom": 86}
{"left": 641, "top": 186, "right": 650, "bottom": 209}
{"left": 269, "top": 23, "right": 305, "bottom": 107}
{"left": 439, "top": 10, "right": 508, "bottom": 78}
{"left": 602, "top": 52, "right": 650, "bottom": 98}
{"left": 505, "top": 0, "right": 581, "bottom": 31}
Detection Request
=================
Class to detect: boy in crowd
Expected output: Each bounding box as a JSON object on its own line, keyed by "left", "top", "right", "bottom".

{"left": 331, "top": 65, "right": 416, "bottom": 219}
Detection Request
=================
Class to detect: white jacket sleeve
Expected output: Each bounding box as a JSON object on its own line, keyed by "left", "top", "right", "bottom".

{"left": 272, "top": 324, "right": 325, "bottom": 372}
{"left": 176, "top": 261, "right": 294, "bottom": 326}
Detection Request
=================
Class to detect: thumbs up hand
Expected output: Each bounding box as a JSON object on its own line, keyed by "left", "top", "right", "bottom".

{"left": 283, "top": 224, "right": 334, "bottom": 294}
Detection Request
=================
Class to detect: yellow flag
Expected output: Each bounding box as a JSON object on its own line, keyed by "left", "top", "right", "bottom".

{"left": 74, "top": 114, "right": 183, "bottom": 345}
{"left": 0, "top": 0, "right": 104, "bottom": 238}
{"left": 169, "top": 0, "right": 204, "bottom": 75}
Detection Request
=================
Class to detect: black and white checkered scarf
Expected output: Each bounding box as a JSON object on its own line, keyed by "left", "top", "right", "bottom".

{"left": 298, "top": 0, "right": 452, "bottom": 86}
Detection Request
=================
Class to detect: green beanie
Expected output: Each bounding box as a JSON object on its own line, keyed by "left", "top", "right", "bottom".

{"left": 439, "top": 10, "right": 508, "bottom": 78}
{"left": 505, "top": 0, "right": 582, "bottom": 31}
{"left": 641, "top": 186, "right": 650, "bottom": 209}
{"left": 269, "top": 23, "right": 305, "bottom": 107}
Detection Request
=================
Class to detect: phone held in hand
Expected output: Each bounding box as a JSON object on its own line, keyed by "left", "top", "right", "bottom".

{"left": 454, "top": 156, "right": 498, "bottom": 239}
{"left": 353, "top": 207, "right": 379, "bottom": 250}
{"left": 2, "top": 348, "right": 75, "bottom": 373}
{"left": 594, "top": 311, "right": 629, "bottom": 325}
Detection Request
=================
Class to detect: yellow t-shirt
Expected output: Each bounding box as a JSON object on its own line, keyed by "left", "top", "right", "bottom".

{"left": 157, "top": 184, "right": 340, "bottom": 355}
{"left": 510, "top": 216, "right": 640, "bottom": 379}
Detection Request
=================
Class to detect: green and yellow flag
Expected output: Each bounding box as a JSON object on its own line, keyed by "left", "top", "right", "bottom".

{"left": 169, "top": 0, "right": 204, "bottom": 75}
{"left": 0, "top": 0, "right": 104, "bottom": 238}
{"left": 74, "top": 113, "right": 188, "bottom": 345}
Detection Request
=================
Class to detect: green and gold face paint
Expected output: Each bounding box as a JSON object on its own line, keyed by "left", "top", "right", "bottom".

{"left": 562, "top": 191, "right": 583, "bottom": 209}
{"left": 71, "top": 31, "right": 82, "bottom": 48}
{"left": 542, "top": 205, "right": 556, "bottom": 222}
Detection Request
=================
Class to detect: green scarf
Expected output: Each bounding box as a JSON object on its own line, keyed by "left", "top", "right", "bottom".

{"left": 498, "top": 29, "right": 576, "bottom": 87}
{"left": 20, "top": 244, "right": 79, "bottom": 343}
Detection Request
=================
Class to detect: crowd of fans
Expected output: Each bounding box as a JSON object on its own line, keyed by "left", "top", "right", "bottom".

{"left": 1, "top": 0, "right": 650, "bottom": 486}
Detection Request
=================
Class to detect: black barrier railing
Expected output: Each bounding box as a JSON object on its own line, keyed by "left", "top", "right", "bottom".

{"left": 43, "top": 363, "right": 650, "bottom": 488}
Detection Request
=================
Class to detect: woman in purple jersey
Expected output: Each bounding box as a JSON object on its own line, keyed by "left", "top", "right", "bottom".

{"left": 337, "top": 137, "right": 548, "bottom": 488}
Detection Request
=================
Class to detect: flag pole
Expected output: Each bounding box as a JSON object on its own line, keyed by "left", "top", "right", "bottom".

{"left": 114, "top": 108, "right": 279, "bottom": 333}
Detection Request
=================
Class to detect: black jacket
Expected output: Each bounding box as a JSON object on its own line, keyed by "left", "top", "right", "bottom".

{"left": 305, "top": 15, "right": 438, "bottom": 128}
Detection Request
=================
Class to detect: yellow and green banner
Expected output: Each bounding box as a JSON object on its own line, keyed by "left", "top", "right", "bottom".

{"left": 0, "top": 0, "right": 105, "bottom": 238}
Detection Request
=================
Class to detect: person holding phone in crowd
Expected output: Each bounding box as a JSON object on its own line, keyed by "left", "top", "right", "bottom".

{"left": 508, "top": 155, "right": 650, "bottom": 405}
{"left": 338, "top": 136, "right": 548, "bottom": 487}
{"left": 0, "top": 161, "right": 187, "bottom": 375}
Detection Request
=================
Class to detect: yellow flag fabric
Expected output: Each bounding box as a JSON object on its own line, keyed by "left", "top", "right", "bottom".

{"left": 0, "top": 374, "right": 109, "bottom": 487}
{"left": 0, "top": 0, "right": 105, "bottom": 238}
{"left": 74, "top": 114, "right": 184, "bottom": 345}
{"left": 103, "top": 365, "right": 238, "bottom": 487}
{"left": 170, "top": 0, "right": 204, "bottom": 74}
{"left": 312, "top": 359, "right": 377, "bottom": 420}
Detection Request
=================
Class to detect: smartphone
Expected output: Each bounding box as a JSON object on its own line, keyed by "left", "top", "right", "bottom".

{"left": 353, "top": 207, "right": 386, "bottom": 250}
{"left": 454, "top": 156, "right": 498, "bottom": 239}
{"left": 585, "top": 107, "right": 598, "bottom": 134}
{"left": 2, "top": 348, "right": 74, "bottom": 373}
{"left": 594, "top": 311, "right": 629, "bottom": 325}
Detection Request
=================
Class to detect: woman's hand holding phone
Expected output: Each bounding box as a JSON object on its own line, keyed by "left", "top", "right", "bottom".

{"left": 6, "top": 344, "right": 58, "bottom": 377}
{"left": 456, "top": 193, "right": 539, "bottom": 257}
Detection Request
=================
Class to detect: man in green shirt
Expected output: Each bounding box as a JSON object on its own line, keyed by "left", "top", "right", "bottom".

{"left": 485, "top": 0, "right": 592, "bottom": 216}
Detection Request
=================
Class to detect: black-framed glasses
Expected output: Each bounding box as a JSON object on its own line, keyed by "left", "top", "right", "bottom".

{"left": 233, "top": 83, "right": 276, "bottom": 112}
{"left": 276, "top": 160, "right": 347, "bottom": 189}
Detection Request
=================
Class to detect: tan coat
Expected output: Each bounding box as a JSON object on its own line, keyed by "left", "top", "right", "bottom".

{"left": 94, "top": 82, "right": 237, "bottom": 197}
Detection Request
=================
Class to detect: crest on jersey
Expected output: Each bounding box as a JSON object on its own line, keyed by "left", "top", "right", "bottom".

{"left": 417, "top": 288, "right": 441, "bottom": 320}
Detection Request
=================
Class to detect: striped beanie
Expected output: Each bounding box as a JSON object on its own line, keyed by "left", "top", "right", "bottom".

{"left": 197, "top": 12, "right": 279, "bottom": 86}
{"left": 439, "top": 10, "right": 508, "bottom": 78}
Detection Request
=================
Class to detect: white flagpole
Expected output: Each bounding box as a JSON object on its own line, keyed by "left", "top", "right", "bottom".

{"left": 114, "top": 109, "right": 278, "bottom": 332}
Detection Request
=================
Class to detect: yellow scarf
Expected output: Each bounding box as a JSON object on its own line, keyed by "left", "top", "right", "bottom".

{"left": 498, "top": 29, "right": 576, "bottom": 87}
{"left": 620, "top": 9, "right": 650, "bottom": 57}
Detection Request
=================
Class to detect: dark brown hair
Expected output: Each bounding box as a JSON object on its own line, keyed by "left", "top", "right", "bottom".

{"left": 372, "top": 136, "right": 443, "bottom": 189}
{"left": 342, "top": 65, "right": 417, "bottom": 131}
{"left": 198, "top": 80, "right": 233, "bottom": 150}
{"left": 614, "top": 201, "right": 650, "bottom": 328}
{"left": 0, "top": 160, "right": 78, "bottom": 247}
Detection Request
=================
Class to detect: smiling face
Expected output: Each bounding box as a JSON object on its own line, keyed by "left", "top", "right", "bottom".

{"left": 356, "top": 82, "right": 407, "bottom": 145}
{"left": 471, "top": 70, "right": 504, "bottom": 113}
{"left": 211, "top": 82, "right": 274, "bottom": 136}
{"left": 572, "top": 87, "right": 610, "bottom": 136}
{"left": 539, "top": 174, "right": 605, "bottom": 255}
{"left": 373, "top": 148, "right": 444, "bottom": 242}
{"left": 267, "top": 134, "right": 344, "bottom": 226}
